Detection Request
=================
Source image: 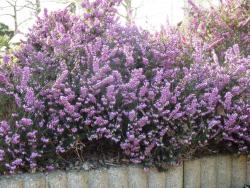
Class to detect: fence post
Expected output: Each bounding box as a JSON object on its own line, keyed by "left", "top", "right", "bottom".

{"left": 184, "top": 159, "right": 201, "bottom": 188}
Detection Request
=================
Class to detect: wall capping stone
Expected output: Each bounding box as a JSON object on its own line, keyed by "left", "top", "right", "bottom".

{"left": 0, "top": 154, "right": 248, "bottom": 188}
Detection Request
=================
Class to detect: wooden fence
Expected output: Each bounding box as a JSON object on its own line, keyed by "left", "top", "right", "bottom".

{"left": 0, "top": 154, "right": 249, "bottom": 188}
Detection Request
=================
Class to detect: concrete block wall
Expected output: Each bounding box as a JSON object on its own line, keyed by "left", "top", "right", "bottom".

{"left": 0, "top": 155, "right": 248, "bottom": 188}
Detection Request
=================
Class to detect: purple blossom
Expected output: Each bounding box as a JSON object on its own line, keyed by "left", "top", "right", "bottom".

{"left": 0, "top": 121, "right": 10, "bottom": 135}
{"left": 20, "top": 118, "right": 33, "bottom": 127}
{"left": 0, "top": 150, "right": 5, "bottom": 161}
{"left": 20, "top": 67, "right": 30, "bottom": 89}
{"left": 3, "top": 55, "right": 10, "bottom": 64}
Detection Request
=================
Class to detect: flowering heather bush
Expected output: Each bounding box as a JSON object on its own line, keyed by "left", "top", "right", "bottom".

{"left": 0, "top": 0, "right": 249, "bottom": 174}
{"left": 187, "top": 0, "right": 250, "bottom": 61}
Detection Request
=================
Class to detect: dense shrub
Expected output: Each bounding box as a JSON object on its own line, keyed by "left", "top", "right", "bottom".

{"left": 186, "top": 0, "right": 250, "bottom": 61}
{"left": 0, "top": 0, "right": 249, "bottom": 174}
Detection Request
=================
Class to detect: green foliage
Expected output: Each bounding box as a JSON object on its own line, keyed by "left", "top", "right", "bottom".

{"left": 0, "top": 23, "right": 14, "bottom": 37}
{"left": 0, "top": 94, "right": 14, "bottom": 121}
{"left": 0, "top": 23, "right": 13, "bottom": 49}
{"left": 0, "top": 35, "right": 10, "bottom": 48}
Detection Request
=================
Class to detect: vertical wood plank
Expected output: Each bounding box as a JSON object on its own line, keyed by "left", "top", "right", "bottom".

{"left": 216, "top": 155, "right": 232, "bottom": 188}
{"left": 247, "top": 155, "right": 250, "bottom": 185}
{"left": 67, "top": 171, "right": 88, "bottom": 188}
{"left": 184, "top": 159, "right": 201, "bottom": 188}
{"left": 108, "top": 167, "right": 128, "bottom": 188}
{"left": 148, "top": 168, "right": 165, "bottom": 188}
{"left": 201, "top": 156, "right": 216, "bottom": 188}
{"left": 46, "top": 171, "right": 68, "bottom": 188}
{"left": 165, "top": 164, "right": 183, "bottom": 188}
{"left": 0, "top": 177, "right": 24, "bottom": 188}
{"left": 231, "top": 155, "right": 247, "bottom": 188}
{"left": 128, "top": 167, "right": 148, "bottom": 188}
{"left": 88, "top": 169, "right": 108, "bottom": 188}
{"left": 24, "top": 174, "right": 46, "bottom": 188}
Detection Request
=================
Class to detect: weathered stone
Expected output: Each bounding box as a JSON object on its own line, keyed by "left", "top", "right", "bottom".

{"left": 200, "top": 156, "right": 216, "bottom": 188}
{"left": 128, "top": 167, "right": 148, "bottom": 188}
{"left": 67, "top": 170, "right": 88, "bottom": 188}
{"left": 108, "top": 167, "right": 128, "bottom": 188}
{"left": 46, "top": 171, "right": 68, "bottom": 188}
{"left": 148, "top": 168, "right": 165, "bottom": 188}
{"left": 24, "top": 174, "right": 46, "bottom": 188}
{"left": 88, "top": 169, "right": 108, "bottom": 188}
{"left": 247, "top": 155, "right": 250, "bottom": 185}
{"left": 165, "top": 164, "right": 183, "bottom": 188}
{"left": 216, "top": 155, "right": 232, "bottom": 188}
{"left": 184, "top": 159, "right": 200, "bottom": 188}
{"left": 0, "top": 177, "right": 24, "bottom": 188}
{"left": 232, "top": 155, "right": 247, "bottom": 188}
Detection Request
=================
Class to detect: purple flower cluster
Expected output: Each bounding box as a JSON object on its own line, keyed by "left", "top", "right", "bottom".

{"left": 0, "top": 0, "right": 249, "bottom": 174}
{"left": 187, "top": 0, "right": 250, "bottom": 61}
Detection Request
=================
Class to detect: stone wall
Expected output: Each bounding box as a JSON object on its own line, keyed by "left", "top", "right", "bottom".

{"left": 0, "top": 155, "right": 249, "bottom": 188}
